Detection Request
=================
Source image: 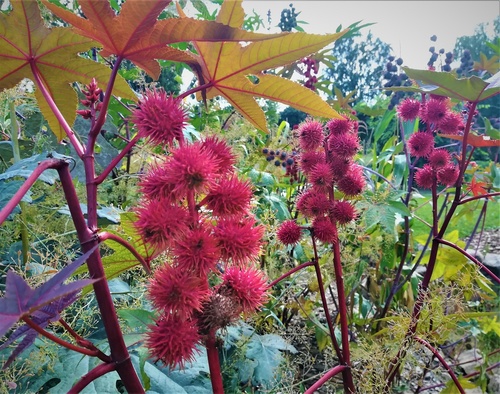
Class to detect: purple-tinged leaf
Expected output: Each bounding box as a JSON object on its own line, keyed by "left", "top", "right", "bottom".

{"left": 0, "top": 293, "right": 79, "bottom": 369}
{"left": 0, "top": 245, "right": 98, "bottom": 339}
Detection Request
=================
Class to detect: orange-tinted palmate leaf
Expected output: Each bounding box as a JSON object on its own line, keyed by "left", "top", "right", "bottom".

{"left": 179, "top": 0, "right": 346, "bottom": 131}
{"left": 0, "top": 0, "right": 135, "bottom": 141}
{"left": 440, "top": 133, "right": 500, "bottom": 148}
{"left": 467, "top": 177, "right": 489, "bottom": 197}
{"left": 43, "top": 0, "right": 283, "bottom": 80}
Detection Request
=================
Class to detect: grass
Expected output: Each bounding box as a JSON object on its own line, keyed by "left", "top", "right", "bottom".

{"left": 411, "top": 192, "right": 499, "bottom": 239}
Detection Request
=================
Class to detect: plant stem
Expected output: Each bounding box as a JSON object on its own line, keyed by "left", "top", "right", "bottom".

{"left": 57, "top": 164, "right": 145, "bottom": 393}
{"left": 267, "top": 261, "right": 315, "bottom": 288}
{"left": 9, "top": 101, "right": 29, "bottom": 265}
{"left": 459, "top": 191, "right": 500, "bottom": 205}
{"left": 414, "top": 336, "right": 465, "bottom": 394}
{"left": 437, "top": 238, "right": 500, "bottom": 283}
{"left": 0, "top": 158, "right": 64, "bottom": 225}
{"left": 95, "top": 134, "right": 140, "bottom": 184}
{"left": 22, "top": 316, "right": 100, "bottom": 357}
{"left": 311, "top": 237, "right": 344, "bottom": 364}
{"left": 68, "top": 362, "right": 117, "bottom": 394}
{"left": 99, "top": 231, "right": 150, "bottom": 273}
{"left": 206, "top": 331, "right": 224, "bottom": 394}
{"left": 304, "top": 365, "right": 348, "bottom": 394}
{"left": 29, "top": 63, "right": 84, "bottom": 157}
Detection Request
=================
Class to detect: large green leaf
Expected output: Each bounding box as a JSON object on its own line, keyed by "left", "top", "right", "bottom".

{"left": 402, "top": 67, "right": 500, "bottom": 102}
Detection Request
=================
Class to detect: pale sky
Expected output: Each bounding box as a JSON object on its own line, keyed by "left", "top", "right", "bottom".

{"left": 242, "top": 1, "right": 499, "bottom": 68}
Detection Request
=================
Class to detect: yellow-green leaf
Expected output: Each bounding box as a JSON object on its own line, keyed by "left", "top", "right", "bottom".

{"left": 0, "top": 0, "right": 135, "bottom": 141}
{"left": 181, "top": 0, "right": 345, "bottom": 131}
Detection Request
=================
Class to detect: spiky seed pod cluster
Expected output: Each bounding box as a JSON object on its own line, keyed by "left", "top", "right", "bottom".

{"left": 397, "top": 95, "right": 463, "bottom": 190}
{"left": 131, "top": 90, "right": 268, "bottom": 369}
{"left": 277, "top": 116, "right": 364, "bottom": 246}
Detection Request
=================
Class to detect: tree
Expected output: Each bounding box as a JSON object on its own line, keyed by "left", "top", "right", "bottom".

{"left": 324, "top": 32, "right": 392, "bottom": 104}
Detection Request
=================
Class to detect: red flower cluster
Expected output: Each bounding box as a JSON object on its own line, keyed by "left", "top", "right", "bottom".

{"left": 131, "top": 99, "right": 268, "bottom": 368}
{"left": 277, "top": 116, "right": 364, "bottom": 246}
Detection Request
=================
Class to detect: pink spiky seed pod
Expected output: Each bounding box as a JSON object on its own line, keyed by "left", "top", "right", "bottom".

{"left": 215, "top": 218, "right": 264, "bottom": 265}
{"left": 200, "top": 136, "right": 236, "bottom": 176}
{"left": 437, "top": 112, "right": 464, "bottom": 135}
{"left": 407, "top": 132, "right": 435, "bottom": 158}
{"left": 277, "top": 220, "right": 303, "bottom": 245}
{"left": 203, "top": 176, "right": 252, "bottom": 218}
{"left": 312, "top": 216, "right": 338, "bottom": 244}
{"left": 146, "top": 315, "right": 201, "bottom": 369}
{"left": 132, "top": 89, "right": 188, "bottom": 147}
{"left": 415, "top": 164, "right": 435, "bottom": 189}
{"left": 328, "top": 132, "right": 360, "bottom": 159}
{"left": 299, "top": 150, "right": 326, "bottom": 174}
{"left": 308, "top": 162, "right": 334, "bottom": 193}
{"left": 428, "top": 149, "right": 451, "bottom": 169}
{"left": 326, "top": 117, "right": 353, "bottom": 135}
{"left": 173, "top": 226, "right": 220, "bottom": 275}
{"left": 437, "top": 164, "right": 460, "bottom": 187}
{"left": 420, "top": 98, "right": 450, "bottom": 124}
{"left": 337, "top": 164, "right": 365, "bottom": 196}
{"left": 297, "top": 119, "right": 325, "bottom": 151}
{"left": 332, "top": 200, "right": 357, "bottom": 225}
{"left": 397, "top": 98, "right": 421, "bottom": 122}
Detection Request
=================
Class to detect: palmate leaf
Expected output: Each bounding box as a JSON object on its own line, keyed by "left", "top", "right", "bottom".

{"left": 0, "top": 246, "right": 97, "bottom": 340}
{"left": 178, "top": 0, "right": 345, "bottom": 131}
{"left": 402, "top": 67, "right": 500, "bottom": 102}
{"left": 43, "top": 0, "right": 283, "bottom": 80}
{"left": 0, "top": 0, "right": 135, "bottom": 141}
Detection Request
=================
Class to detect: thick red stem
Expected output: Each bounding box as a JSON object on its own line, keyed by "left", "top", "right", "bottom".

{"left": 68, "top": 362, "right": 117, "bottom": 394}
{"left": 206, "top": 331, "right": 224, "bottom": 394}
{"left": 267, "top": 261, "right": 315, "bottom": 288}
{"left": 57, "top": 164, "right": 144, "bottom": 393}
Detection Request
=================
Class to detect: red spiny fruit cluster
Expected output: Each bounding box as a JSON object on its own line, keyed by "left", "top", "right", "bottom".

{"left": 397, "top": 95, "right": 464, "bottom": 189}
{"left": 277, "top": 116, "right": 364, "bottom": 246}
{"left": 131, "top": 89, "right": 268, "bottom": 369}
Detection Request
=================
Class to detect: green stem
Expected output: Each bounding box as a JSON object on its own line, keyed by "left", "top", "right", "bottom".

{"left": 9, "top": 101, "right": 29, "bottom": 265}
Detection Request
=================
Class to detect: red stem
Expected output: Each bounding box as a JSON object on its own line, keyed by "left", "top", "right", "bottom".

{"left": 206, "top": 331, "right": 224, "bottom": 394}
{"left": 267, "top": 261, "right": 315, "bottom": 288}
{"left": 68, "top": 362, "right": 117, "bottom": 394}
{"left": 304, "top": 365, "right": 348, "bottom": 394}
{"left": 437, "top": 238, "right": 500, "bottom": 284}
{"left": 99, "top": 231, "right": 150, "bottom": 273}
{"left": 22, "top": 316, "right": 99, "bottom": 357}
{"left": 414, "top": 336, "right": 465, "bottom": 394}
{"left": 95, "top": 134, "right": 140, "bottom": 184}
{"left": 58, "top": 319, "right": 112, "bottom": 363}
{"left": 459, "top": 191, "right": 500, "bottom": 205}
{"left": 57, "top": 164, "right": 145, "bottom": 393}
{"left": 29, "top": 63, "right": 84, "bottom": 158}
{"left": 311, "top": 237, "right": 344, "bottom": 364}
{"left": 0, "top": 158, "right": 64, "bottom": 225}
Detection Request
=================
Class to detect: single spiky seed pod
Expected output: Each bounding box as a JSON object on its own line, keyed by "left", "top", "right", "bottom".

{"left": 328, "top": 133, "right": 360, "bottom": 159}
{"left": 312, "top": 216, "right": 338, "bottom": 244}
{"left": 299, "top": 150, "right": 326, "bottom": 174}
{"left": 146, "top": 315, "right": 201, "bottom": 369}
{"left": 277, "top": 220, "right": 302, "bottom": 245}
{"left": 437, "top": 112, "right": 464, "bottom": 135}
{"left": 298, "top": 119, "right": 324, "bottom": 151}
{"left": 132, "top": 89, "right": 188, "bottom": 146}
{"left": 309, "top": 162, "right": 333, "bottom": 193}
{"left": 326, "top": 117, "right": 353, "bottom": 135}
{"left": 165, "top": 143, "right": 217, "bottom": 199}
{"left": 134, "top": 200, "right": 189, "bottom": 251}
{"left": 303, "top": 189, "right": 331, "bottom": 217}
{"left": 138, "top": 161, "right": 175, "bottom": 202}
{"left": 420, "top": 98, "right": 450, "bottom": 124}
{"left": 397, "top": 98, "right": 421, "bottom": 121}
{"left": 196, "top": 293, "right": 240, "bottom": 334}
{"left": 220, "top": 266, "right": 268, "bottom": 314}
{"left": 407, "top": 132, "right": 435, "bottom": 158}
{"left": 332, "top": 201, "right": 357, "bottom": 225}
{"left": 437, "top": 164, "right": 459, "bottom": 187}
{"left": 337, "top": 164, "right": 365, "bottom": 196}
{"left": 215, "top": 218, "right": 263, "bottom": 264}
{"left": 148, "top": 264, "right": 209, "bottom": 318}
{"left": 415, "top": 164, "right": 435, "bottom": 189}
{"left": 428, "top": 149, "right": 451, "bottom": 169}
{"left": 328, "top": 155, "right": 351, "bottom": 181}
{"left": 173, "top": 227, "right": 220, "bottom": 275}
{"left": 203, "top": 176, "right": 252, "bottom": 218}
